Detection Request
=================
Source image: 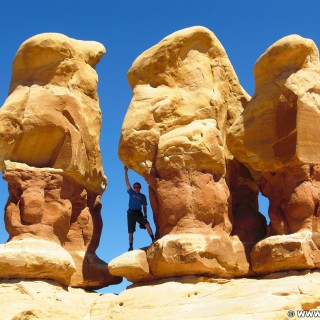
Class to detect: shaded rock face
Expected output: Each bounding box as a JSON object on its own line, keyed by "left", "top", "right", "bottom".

{"left": 261, "top": 165, "right": 320, "bottom": 236}
{"left": 228, "top": 159, "right": 267, "bottom": 244}
{"left": 228, "top": 35, "right": 320, "bottom": 274}
{"left": 118, "top": 26, "right": 264, "bottom": 279}
{"left": 0, "top": 33, "right": 120, "bottom": 289}
{"left": 4, "top": 163, "right": 71, "bottom": 245}
{"left": 1, "top": 161, "right": 120, "bottom": 288}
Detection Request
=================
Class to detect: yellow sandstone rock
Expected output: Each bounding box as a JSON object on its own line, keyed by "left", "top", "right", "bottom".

{"left": 227, "top": 35, "right": 320, "bottom": 174}
{"left": 0, "top": 33, "right": 106, "bottom": 194}
{"left": 108, "top": 249, "right": 152, "bottom": 283}
{"left": 1, "top": 271, "right": 320, "bottom": 319}
{"left": 118, "top": 26, "right": 254, "bottom": 282}
{"left": 0, "top": 239, "right": 75, "bottom": 286}
{"left": 0, "top": 34, "right": 120, "bottom": 290}
{"left": 2, "top": 28, "right": 320, "bottom": 319}
{"left": 227, "top": 35, "right": 320, "bottom": 274}
{"left": 120, "top": 26, "right": 249, "bottom": 178}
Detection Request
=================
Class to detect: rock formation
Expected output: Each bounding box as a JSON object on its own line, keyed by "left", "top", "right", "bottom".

{"left": 2, "top": 270, "right": 320, "bottom": 319}
{"left": 1, "top": 28, "right": 320, "bottom": 320}
{"left": 227, "top": 35, "right": 320, "bottom": 274}
{"left": 114, "top": 30, "right": 320, "bottom": 286}
{"left": 117, "top": 26, "right": 267, "bottom": 281}
{"left": 0, "top": 33, "right": 121, "bottom": 289}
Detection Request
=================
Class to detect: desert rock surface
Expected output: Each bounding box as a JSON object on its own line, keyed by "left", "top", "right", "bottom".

{"left": 1, "top": 271, "right": 320, "bottom": 319}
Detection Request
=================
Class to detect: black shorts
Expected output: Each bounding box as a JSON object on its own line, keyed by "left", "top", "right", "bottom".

{"left": 127, "top": 209, "right": 148, "bottom": 233}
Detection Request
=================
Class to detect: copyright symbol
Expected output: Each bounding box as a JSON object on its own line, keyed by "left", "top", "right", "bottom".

{"left": 287, "top": 310, "right": 295, "bottom": 318}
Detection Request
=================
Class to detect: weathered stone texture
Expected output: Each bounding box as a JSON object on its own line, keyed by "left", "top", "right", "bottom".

{"left": 227, "top": 35, "right": 320, "bottom": 174}
{"left": 0, "top": 239, "right": 75, "bottom": 286}
{"left": 1, "top": 161, "right": 120, "bottom": 289}
{"left": 115, "top": 31, "right": 320, "bottom": 283}
{"left": 2, "top": 28, "right": 320, "bottom": 319}
{"left": 227, "top": 34, "right": 320, "bottom": 274}
{"left": 0, "top": 33, "right": 120, "bottom": 289}
{"left": 118, "top": 26, "right": 255, "bottom": 281}
{"left": 1, "top": 271, "right": 320, "bottom": 320}
{"left": 108, "top": 249, "right": 152, "bottom": 283}
{"left": 0, "top": 32, "right": 106, "bottom": 194}
{"left": 251, "top": 232, "right": 320, "bottom": 274}
{"left": 147, "top": 234, "right": 250, "bottom": 278}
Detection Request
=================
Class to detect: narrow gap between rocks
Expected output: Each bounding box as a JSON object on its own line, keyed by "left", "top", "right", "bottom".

{"left": 0, "top": 173, "right": 8, "bottom": 244}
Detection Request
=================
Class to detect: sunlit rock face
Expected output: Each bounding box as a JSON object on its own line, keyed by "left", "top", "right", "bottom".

{"left": 0, "top": 33, "right": 121, "bottom": 289}
{"left": 2, "top": 271, "right": 320, "bottom": 320}
{"left": 227, "top": 35, "right": 320, "bottom": 173}
{"left": 228, "top": 35, "right": 320, "bottom": 274}
{"left": 0, "top": 33, "right": 106, "bottom": 194}
{"left": 118, "top": 26, "right": 258, "bottom": 279}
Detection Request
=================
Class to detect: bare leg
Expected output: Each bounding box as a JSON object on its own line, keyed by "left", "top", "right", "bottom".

{"left": 128, "top": 233, "right": 133, "bottom": 251}
{"left": 145, "top": 223, "right": 155, "bottom": 242}
{"left": 145, "top": 223, "right": 153, "bottom": 235}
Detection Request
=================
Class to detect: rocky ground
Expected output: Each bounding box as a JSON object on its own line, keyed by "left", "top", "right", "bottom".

{"left": 1, "top": 270, "right": 320, "bottom": 320}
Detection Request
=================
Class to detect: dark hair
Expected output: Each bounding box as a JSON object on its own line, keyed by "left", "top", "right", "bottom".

{"left": 133, "top": 182, "right": 141, "bottom": 189}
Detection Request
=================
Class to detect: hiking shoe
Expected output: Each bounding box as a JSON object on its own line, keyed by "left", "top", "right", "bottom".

{"left": 128, "top": 246, "right": 133, "bottom": 251}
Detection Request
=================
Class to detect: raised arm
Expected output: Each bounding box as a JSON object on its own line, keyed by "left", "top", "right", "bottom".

{"left": 124, "top": 165, "right": 131, "bottom": 190}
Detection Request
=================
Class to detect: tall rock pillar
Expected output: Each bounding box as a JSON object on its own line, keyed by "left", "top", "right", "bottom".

{"left": 227, "top": 35, "right": 320, "bottom": 274}
{"left": 0, "top": 33, "right": 121, "bottom": 289}
{"left": 118, "top": 26, "right": 259, "bottom": 279}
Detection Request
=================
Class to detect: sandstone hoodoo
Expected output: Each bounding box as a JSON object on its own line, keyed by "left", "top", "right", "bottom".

{"left": 227, "top": 35, "right": 320, "bottom": 274}
{"left": 0, "top": 33, "right": 121, "bottom": 289}
{"left": 117, "top": 26, "right": 266, "bottom": 281}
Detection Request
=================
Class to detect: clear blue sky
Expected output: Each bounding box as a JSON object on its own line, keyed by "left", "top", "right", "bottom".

{"left": 0, "top": 0, "right": 318, "bottom": 294}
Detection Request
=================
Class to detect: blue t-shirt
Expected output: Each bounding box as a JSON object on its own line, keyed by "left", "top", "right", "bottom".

{"left": 127, "top": 188, "right": 147, "bottom": 210}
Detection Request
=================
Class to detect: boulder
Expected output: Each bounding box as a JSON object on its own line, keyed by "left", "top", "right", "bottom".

{"left": 119, "top": 26, "right": 249, "bottom": 180}
{"left": 147, "top": 234, "right": 250, "bottom": 279}
{"left": 0, "top": 239, "right": 75, "bottom": 286}
{"left": 227, "top": 35, "right": 320, "bottom": 174}
{"left": 108, "top": 249, "right": 152, "bottom": 283}
{"left": 251, "top": 231, "right": 320, "bottom": 273}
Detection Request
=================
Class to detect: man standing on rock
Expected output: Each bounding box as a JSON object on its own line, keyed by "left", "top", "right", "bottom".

{"left": 124, "top": 166, "right": 155, "bottom": 251}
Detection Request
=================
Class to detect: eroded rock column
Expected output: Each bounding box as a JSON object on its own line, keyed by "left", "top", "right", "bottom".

{"left": 117, "top": 26, "right": 255, "bottom": 280}
{"left": 228, "top": 35, "right": 320, "bottom": 274}
{"left": 0, "top": 33, "right": 121, "bottom": 289}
